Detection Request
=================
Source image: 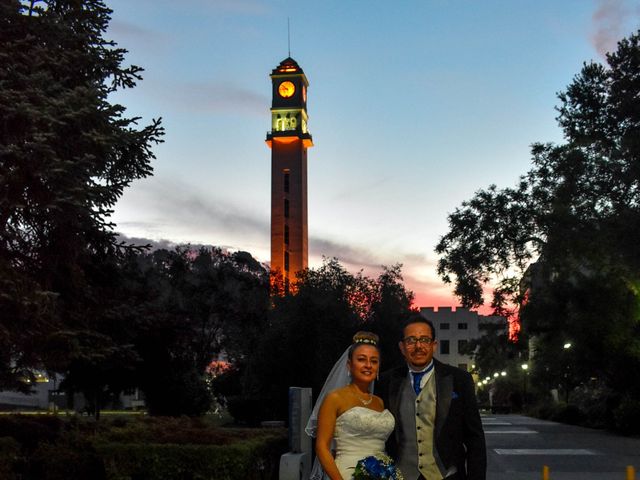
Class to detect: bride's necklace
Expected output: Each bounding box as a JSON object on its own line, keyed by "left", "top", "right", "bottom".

{"left": 351, "top": 384, "right": 373, "bottom": 406}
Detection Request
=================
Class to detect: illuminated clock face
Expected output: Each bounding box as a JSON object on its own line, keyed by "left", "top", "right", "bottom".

{"left": 278, "top": 81, "right": 295, "bottom": 98}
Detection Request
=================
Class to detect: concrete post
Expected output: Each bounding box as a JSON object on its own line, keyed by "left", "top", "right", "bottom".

{"left": 279, "top": 387, "right": 312, "bottom": 480}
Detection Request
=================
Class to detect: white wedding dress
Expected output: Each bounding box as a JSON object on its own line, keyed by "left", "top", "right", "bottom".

{"left": 333, "top": 406, "right": 395, "bottom": 480}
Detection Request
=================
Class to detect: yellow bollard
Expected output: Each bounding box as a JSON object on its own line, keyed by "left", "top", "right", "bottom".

{"left": 542, "top": 465, "right": 549, "bottom": 480}
{"left": 627, "top": 465, "right": 635, "bottom": 480}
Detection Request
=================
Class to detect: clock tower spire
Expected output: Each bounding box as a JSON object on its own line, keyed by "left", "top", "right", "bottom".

{"left": 266, "top": 57, "right": 313, "bottom": 292}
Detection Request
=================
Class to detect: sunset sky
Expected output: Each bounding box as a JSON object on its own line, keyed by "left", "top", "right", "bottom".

{"left": 107, "top": 0, "right": 639, "bottom": 312}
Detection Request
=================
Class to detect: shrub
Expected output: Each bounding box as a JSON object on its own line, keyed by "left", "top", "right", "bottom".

{"left": 0, "top": 437, "right": 19, "bottom": 480}
{"left": 570, "top": 380, "right": 613, "bottom": 428}
{"left": 528, "top": 400, "right": 560, "bottom": 420}
{"left": 0, "top": 415, "right": 63, "bottom": 451}
{"left": 24, "top": 441, "right": 106, "bottom": 480}
{"left": 613, "top": 395, "right": 640, "bottom": 435}
{"left": 143, "top": 368, "right": 213, "bottom": 417}
{"left": 98, "top": 434, "right": 287, "bottom": 480}
{"left": 550, "top": 404, "right": 585, "bottom": 425}
{"left": 95, "top": 416, "right": 270, "bottom": 445}
{"left": 0, "top": 415, "right": 287, "bottom": 480}
{"left": 226, "top": 396, "right": 272, "bottom": 426}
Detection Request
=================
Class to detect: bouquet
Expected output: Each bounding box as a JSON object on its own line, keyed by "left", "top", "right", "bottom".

{"left": 352, "top": 454, "right": 404, "bottom": 480}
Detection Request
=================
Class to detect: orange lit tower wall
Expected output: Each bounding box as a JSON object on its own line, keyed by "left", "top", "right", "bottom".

{"left": 266, "top": 57, "right": 313, "bottom": 290}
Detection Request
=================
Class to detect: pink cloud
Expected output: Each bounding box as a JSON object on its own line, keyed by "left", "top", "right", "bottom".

{"left": 590, "top": 0, "right": 637, "bottom": 58}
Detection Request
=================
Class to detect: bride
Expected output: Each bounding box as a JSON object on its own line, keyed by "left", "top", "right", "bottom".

{"left": 305, "top": 332, "right": 396, "bottom": 480}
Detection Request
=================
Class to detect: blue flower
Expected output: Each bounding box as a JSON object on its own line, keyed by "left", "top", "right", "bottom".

{"left": 353, "top": 454, "right": 404, "bottom": 480}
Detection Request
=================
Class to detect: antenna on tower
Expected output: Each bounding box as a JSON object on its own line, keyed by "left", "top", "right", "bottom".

{"left": 287, "top": 17, "right": 291, "bottom": 57}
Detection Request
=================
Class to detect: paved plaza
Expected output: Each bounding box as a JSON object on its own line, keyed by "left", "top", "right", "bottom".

{"left": 485, "top": 414, "right": 640, "bottom": 480}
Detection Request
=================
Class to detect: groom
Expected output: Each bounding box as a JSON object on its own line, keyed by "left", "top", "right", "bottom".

{"left": 376, "top": 313, "right": 486, "bottom": 480}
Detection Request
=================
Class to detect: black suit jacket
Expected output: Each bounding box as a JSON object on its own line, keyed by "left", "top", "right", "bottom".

{"left": 376, "top": 359, "right": 486, "bottom": 480}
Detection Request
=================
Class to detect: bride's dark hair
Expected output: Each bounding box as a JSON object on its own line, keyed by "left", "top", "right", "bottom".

{"left": 348, "top": 331, "right": 379, "bottom": 359}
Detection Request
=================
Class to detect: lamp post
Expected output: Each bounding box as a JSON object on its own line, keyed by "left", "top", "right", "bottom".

{"left": 563, "top": 343, "right": 572, "bottom": 404}
{"left": 521, "top": 363, "right": 529, "bottom": 408}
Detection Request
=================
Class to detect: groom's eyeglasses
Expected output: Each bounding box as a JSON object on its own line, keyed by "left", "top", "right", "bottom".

{"left": 403, "top": 336, "right": 434, "bottom": 346}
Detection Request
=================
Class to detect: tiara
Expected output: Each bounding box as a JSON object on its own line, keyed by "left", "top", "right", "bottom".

{"left": 353, "top": 332, "right": 378, "bottom": 346}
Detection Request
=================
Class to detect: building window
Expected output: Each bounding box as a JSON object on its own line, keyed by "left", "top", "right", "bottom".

{"left": 284, "top": 225, "right": 289, "bottom": 245}
{"left": 440, "top": 340, "right": 450, "bottom": 355}
{"left": 284, "top": 251, "right": 290, "bottom": 272}
{"left": 284, "top": 170, "right": 290, "bottom": 193}
{"left": 284, "top": 199, "right": 289, "bottom": 218}
{"left": 458, "top": 323, "right": 468, "bottom": 330}
{"left": 458, "top": 363, "right": 468, "bottom": 371}
{"left": 458, "top": 339, "right": 468, "bottom": 353}
{"left": 440, "top": 323, "right": 450, "bottom": 330}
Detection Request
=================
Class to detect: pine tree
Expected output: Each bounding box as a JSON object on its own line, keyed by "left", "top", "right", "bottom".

{"left": 0, "top": 0, "right": 163, "bottom": 394}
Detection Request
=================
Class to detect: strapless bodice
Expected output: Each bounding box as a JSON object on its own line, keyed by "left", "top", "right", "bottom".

{"left": 334, "top": 407, "right": 395, "bottom": 479}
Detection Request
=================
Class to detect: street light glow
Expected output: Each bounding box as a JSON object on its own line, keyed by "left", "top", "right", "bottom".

{"left": 564, "top": 342, "right": 572, "bottom": 349}
{"left": 521, "top": 363, "right": 529, "bottom": 370}
{"left": 493, "top": 372, "right": 499, "bottom": 378}
{"left": 501, "top": 371, "right": 507, "bottom": 376}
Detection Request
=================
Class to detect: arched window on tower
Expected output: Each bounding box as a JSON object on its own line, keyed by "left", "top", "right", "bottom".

{"left": 284, "top": 225, "right": 289, "bottom": 245}
{"left": 283, "top": 170, "right": 290, "bottom": 193}
{"left": 284, "top": 251, "right": 290, "bottom": 272}
{"left": 284, "top": 199, "right": 289, "bottom": 218}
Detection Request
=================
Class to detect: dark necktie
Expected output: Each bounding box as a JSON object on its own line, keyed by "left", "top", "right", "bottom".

{"left": 411, "top": 371, "right": 426, "bottom": 395}
{"left": 411, "top": 363, "right": 435, "bottom": 395}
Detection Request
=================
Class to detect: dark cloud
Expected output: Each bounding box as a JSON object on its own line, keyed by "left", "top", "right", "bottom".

{"left": 112, "top": 0, "right": 270, "bottom": 16}
{"left": 309, "top": 237, "right": 381, "bottom": 270}
{"left": 203, "top": 0, "right": 270, "bottom": 15}
{"left": 328, "top": 177, "right": 392, "bottom": 202}
{"left": 171, "top": 82, "right": 266, "bottom": 116}
{"left": 115, "top": 177, "right": 451, "bottom": 305}
{"left": 115, "top": 233, "right": 241, "bottom": 253}
{"left": 112, "top": 176, "right": 270, "bottom": 257}
{"left": 144, "top": 178, "right": 268, "bottom": 234}
{"left": 108, "top": 19, "right": 169, "bottom": 45}
{"left": 116, "top": 229, "right": 450, "bottom": 307}
{"left": 115, "top": 234, "right": 178, "bottom": 250}
{"left": 309, "top": 237, "right": 443, "bottom": 297}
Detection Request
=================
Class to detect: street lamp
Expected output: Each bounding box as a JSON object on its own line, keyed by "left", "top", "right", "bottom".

{"left": 563, "top": 342, "right": 573, "bottom": 403}
{"left": 521, "top": 363, "right": 529, "bottom": 408}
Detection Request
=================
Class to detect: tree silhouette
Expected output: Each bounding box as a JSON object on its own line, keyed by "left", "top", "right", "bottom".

{"left": 0, "top": 0, "right": 163, "bottom": 401}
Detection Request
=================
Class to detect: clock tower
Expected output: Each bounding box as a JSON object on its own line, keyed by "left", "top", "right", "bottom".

{"left": 266, "top": 57, "right": 313, "bottom": 292}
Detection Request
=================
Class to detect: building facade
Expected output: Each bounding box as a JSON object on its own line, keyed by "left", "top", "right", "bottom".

{"left": 419, "top": 307, "right": 506, "bottom": 371}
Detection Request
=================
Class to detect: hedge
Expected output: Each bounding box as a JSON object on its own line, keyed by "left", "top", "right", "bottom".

{"left": 97, "top": 435, "right": 287, "bottom": 480}
{"left": 0, "top": 427, "right": 286, "bottom": 480}
{"left": 0, "top": 437, "right": 19, "bottom": 480}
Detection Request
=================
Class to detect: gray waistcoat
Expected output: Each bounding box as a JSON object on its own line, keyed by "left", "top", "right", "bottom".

{"left": 396, "top": 373, "right": 443, "bottom": 480}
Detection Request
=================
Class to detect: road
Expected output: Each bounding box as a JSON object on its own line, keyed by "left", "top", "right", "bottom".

{"left": 483, "top": 414, "right": 640, "bottom": 480}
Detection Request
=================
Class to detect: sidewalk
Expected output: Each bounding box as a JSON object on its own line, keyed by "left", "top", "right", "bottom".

{"left": 490, "top": 473, "right": 634, "bottom": 480}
